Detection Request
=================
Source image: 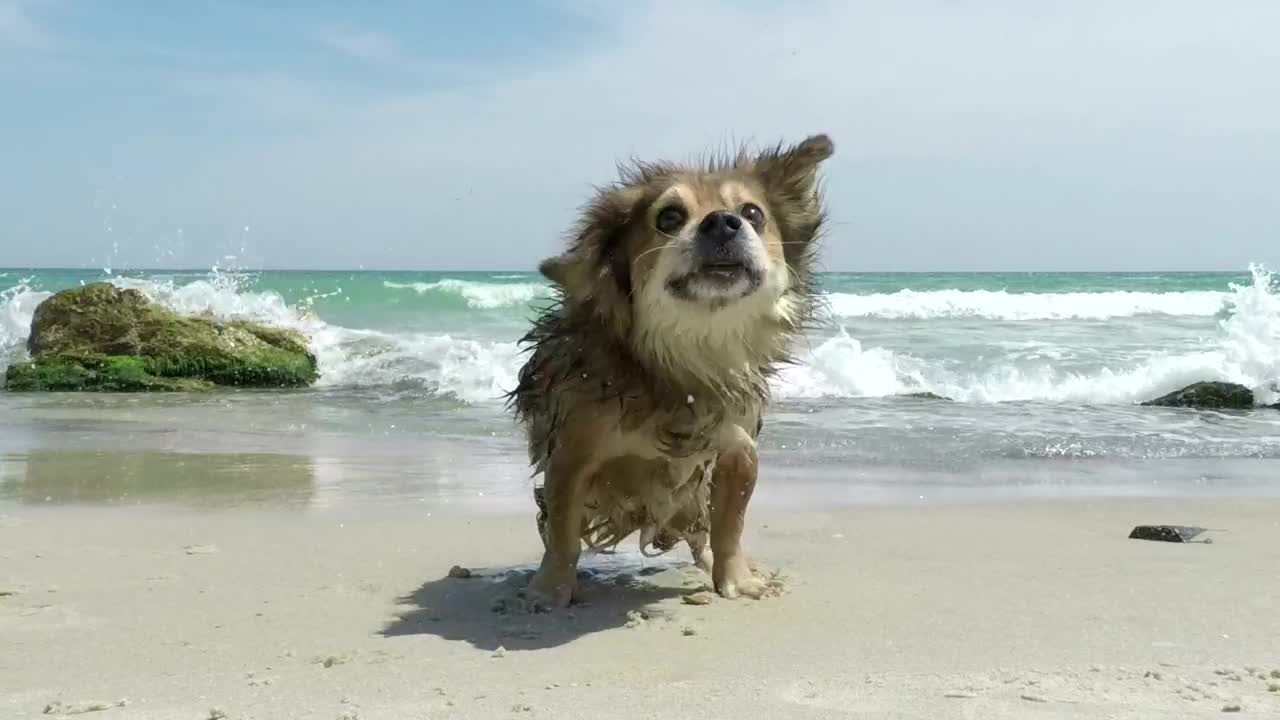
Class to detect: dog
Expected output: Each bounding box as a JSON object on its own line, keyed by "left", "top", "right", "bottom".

{"left": 507, "top": 133, "right": 835, "bottom": 608}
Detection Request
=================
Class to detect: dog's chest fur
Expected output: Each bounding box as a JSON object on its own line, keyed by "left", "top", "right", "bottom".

{"left": 533, "top": 396, "right": 760, "bottom": 554}
{"left": 512, "top": 318, "right": 766, "bottom": 553}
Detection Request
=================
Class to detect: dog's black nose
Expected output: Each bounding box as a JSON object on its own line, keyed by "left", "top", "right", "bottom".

{"left": 697, "top": 211, "right": 742, "bottom": 241}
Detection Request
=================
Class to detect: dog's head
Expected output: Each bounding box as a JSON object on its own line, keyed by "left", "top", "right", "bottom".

{"left": 539, "top": 134, "right": 834, "bottom": 387}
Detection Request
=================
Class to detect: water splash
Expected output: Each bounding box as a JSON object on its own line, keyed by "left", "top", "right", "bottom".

{"left": 0, "top": 279, "right": 49, "bottom": 371}
{"left": 1220, "top": 263, "right": 1280, "bottom": 404}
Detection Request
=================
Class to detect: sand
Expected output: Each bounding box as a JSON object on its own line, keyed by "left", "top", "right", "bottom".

{"left": 3, "top": 497, "right": 1280, "bottom": 719}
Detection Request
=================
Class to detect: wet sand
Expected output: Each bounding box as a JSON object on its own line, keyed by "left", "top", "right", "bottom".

{"left": 4, "top": 488, "right": 1280, "bottom": 719}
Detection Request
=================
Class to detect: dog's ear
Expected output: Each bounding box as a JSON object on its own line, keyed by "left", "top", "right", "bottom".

{"left": 540, "top": 183, "right": 646, "bottom": 327}
{"left": 754, "top": 133, "right": 834, "bottom": 203}
{"left": 752, "top": 134, "right": 834, "bottom": 264}
{"left": 538, "top": 245, "right": 623, "bottom": 306}
{"left": 538, "top": 253, "right": 579, "bottom": 290}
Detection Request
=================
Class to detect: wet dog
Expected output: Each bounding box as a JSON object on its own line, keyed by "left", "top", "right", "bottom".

{"left": 507, "top": 134, "right": 835, "bottom": 607}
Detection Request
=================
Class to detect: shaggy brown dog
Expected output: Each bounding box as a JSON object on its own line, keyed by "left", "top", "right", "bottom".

{"left": 508, "top": 134, "right": 835, "bottom": 608}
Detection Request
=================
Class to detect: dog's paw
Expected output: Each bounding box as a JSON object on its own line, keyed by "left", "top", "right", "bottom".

{"left": 691, "top": 544, "right": 714, "bottom": 574}
{"left": 717, "top": 573, "right": 768, "bottom": 600}
{"left": 523, "top": 568, "right": 576, "bottom": 610}
{"left": 713, "top": 555, "right": 776, "bottom": 600}
{"left": 694, "top": 552, "right": 714, "bottom": 575}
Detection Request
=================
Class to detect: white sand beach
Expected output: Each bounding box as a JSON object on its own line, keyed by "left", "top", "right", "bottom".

{"left": 4, "top": 495, "right": 1279, "bottom": 719}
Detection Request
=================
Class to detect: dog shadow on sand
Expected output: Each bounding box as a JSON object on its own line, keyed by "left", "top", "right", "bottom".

{"left": 380, "top": 553, "right": 712, "bottom": 652}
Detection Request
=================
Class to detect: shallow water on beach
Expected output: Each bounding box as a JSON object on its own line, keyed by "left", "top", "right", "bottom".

{"left": 2, "top": 266, "right": 1279, "bottom": 512}
{"left": 3, "top": 389, "right": 1279, "bottom": 514}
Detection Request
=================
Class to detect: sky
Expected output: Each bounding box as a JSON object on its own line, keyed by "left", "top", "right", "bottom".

{"left": 2, "top": 0, "right": 1278, "bottom": 272}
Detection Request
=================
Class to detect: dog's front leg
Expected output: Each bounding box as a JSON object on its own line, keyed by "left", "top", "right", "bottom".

{"left": 526, "top": 449, "right": 594, "bottom": 609}
{"left": 710, "top": 432, "right": 767, "bottom": 599}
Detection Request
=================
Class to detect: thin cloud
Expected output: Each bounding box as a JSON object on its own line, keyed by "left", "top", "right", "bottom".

{"left": 0, "top": 0, "right": 55, "bottom": 51}
{"left": 89, "top": 0, "right": 1280, "bottom": 270}
{"left": 313, "top": 25, "right": 404, "bottom": 66}
{"left": 3, "top": 0, "right": 1278, "bottom": 270}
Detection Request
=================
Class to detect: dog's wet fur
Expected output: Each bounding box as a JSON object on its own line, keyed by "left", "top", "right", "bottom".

{"left": 506, "top": 133, "right": 835, "bottom": 608}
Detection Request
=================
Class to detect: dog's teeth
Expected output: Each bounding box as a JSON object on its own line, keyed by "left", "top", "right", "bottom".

{"left": 686, "top": 395, "right": 695, "bottom": 405}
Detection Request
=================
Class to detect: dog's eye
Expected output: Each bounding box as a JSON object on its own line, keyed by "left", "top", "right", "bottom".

{"left": 655, "top": 206, "right": 687, "bottom": 233}
{"left": 741, "top": 203, "right": 765, "bottom": 228}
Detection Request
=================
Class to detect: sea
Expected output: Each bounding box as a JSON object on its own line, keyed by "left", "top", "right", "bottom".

{"left": 2, "top": 265, "right": 1278, "bottom": 511}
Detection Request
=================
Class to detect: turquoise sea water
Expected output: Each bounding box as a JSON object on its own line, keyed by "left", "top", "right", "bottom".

{"left": 1, "top": 267, "right": 1254, "bottom": 334}
{"left": 2, "top": 266, "right": 1278, "bottom": 508}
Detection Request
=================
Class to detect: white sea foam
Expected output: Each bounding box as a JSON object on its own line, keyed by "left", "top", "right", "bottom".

{"left": 824, "top": 288, "right": 1228, "bottom": 320}
{"left": 382, "top": 279, "right": 548, "bottom": 309}
{"left": 303, "top": 324, "right": 522, "bottom": 403}
{"left": 0, "top": 280, "right": 50, "bottom": 368}
{"left": 383, "top": 278, "right": 1229, "bottom": 319}
{"left": 2, "top": 266, "right": 1276, "bottom": 406}
{"left": 779, "top": 265, "right": 1279, "bottom": 404}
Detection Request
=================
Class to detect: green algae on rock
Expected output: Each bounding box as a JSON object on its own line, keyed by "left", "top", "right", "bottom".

{"left": 3, "top": 354, "right": 215, "bottom": 392}
{"left": 4, "top": 282, "right": 317, "bottom": 391}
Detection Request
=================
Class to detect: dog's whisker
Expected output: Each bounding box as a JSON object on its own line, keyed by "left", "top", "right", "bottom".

{"left": 631, "top": 241, "right": 677, "bottom": 267}
{"left": 625, "top": 242, "right": 679, "bottom": 301}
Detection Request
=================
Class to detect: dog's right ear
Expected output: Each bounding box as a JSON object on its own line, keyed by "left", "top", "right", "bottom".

{"left": 537, "top": 251, "right": 595, "bottom": 302}
{"left": 543, "top": 183, "right": 646, "bottom": 299}
{"left": 538, "top": 183, "right": 646, "bottom": 336}
{"left": 535, "top": 254, "right": 565, "bottom": 283}
{"left": 538, "top": 254, "right": 572, "bottom": 287}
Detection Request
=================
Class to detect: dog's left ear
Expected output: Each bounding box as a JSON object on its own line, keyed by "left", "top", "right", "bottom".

{"left": 752, "top": 134, "right": 835, "bottom": 260}
{"left": 754, "top": 133, "right": 834, "bottom": 201}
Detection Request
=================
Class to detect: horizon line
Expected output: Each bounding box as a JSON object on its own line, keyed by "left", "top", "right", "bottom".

{"left": 0, "top": 266, "right": 1262, "bottom": 275}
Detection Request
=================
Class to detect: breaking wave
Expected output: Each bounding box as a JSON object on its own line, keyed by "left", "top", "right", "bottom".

{"left": 384, "top": 277, "right": 1233, "bottom": 320}
{"left": 1, "top": 265, "right": 1276, "bottom": 406}
{"left": 824, "top": 288, "right": 1228, "bottom": 321}
{"left": 783, "top": 265, "right": 1279, "bottom": 404}
{"left": 382, "top": 279, "right": 548, "bottom": 310}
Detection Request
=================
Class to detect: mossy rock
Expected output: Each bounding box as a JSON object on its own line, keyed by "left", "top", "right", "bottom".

{"left": 4, "top": 282, "right": 318, "bottom": 392}
{"left": 1140, "top": 381, "right": 1254, "bottom": 410}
